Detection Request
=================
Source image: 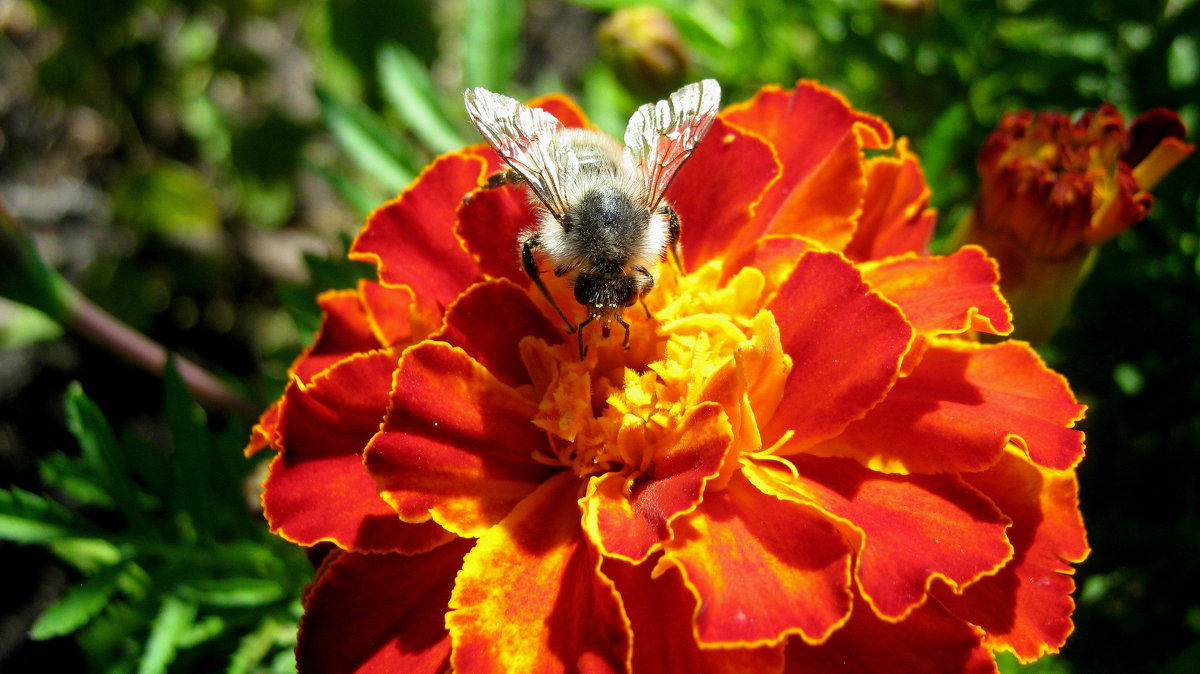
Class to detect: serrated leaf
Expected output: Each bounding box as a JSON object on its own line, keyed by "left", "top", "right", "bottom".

{"left": 138, "top": 595, "right": 198, "bottom": 674}
{"left": 163, "top": 356, "right": 219, "bottom": 538}
{"left": 38, "top": 452, "right": 113, "bottom": 508}
{"left": 378, "top": 43, "right": 466, "bottom": 153}
{"left": 30, "top": 561, "right": 128, "bottom": 640}
{"left": 176, "top": 614, "right": 226, "bottom": 648}
{"left": 0, "top": 487, "right": 96, "bottom": 543}
{"left": 319, "top": 89, "right": 415, "bottom": 191}
{"left": 64, "top": 383, "right": 151, "bottom": 532}
{"left": 184, "top": 578, "right": 285, "bottom": 608}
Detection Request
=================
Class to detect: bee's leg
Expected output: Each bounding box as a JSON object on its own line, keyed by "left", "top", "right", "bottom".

{"left": 521, "top": 234, "right": 576, "bottom": 334}
{"left": 576, "top": 315, "right": 595, "bottom": 360}
{"left": 634, "top": 267, "right": 655, "bottom": 319}
{"left": 485, "top": 167, "right": 525, "bottom": 189}
{"left": 662, "top": 204, "right": 683, "bottom": 272}
{"left": 616, "top": 315, "right": 632, "bottom": 350}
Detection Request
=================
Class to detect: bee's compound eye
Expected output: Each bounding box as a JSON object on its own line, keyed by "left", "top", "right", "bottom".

{"left": 574, "top": 274, "right": 599, "bottom": 306}
{"left": 616, "top": 276, "right": 640, "bottom": 307}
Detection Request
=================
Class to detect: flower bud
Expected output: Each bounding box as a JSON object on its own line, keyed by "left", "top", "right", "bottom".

{"left": 954, "top": 105, "right": 1193, "bottom": 344}
{"left": 596, "top": 7, "right": 690, "bottom": 98}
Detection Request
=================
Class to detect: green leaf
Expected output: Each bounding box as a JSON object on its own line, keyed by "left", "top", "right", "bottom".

{"left": 0, "top": 205, "right": 75, "bottom": 320}
{"left": 184, "top": 577, "right": 285, "bottom": 608}
{"left": 462, "top": 0, "right": 523, "bottom": 90}
{"left": 915, "top": 102, "right": 971, "bottom": 210}
{"left": 38, "top": 451, "right": 113, "bottom": 509}
{"left": 378, "top": 43, "right": 467, "bottom": 153}
{"left": 0, "top": 487, "right": 95, "bottom": 543}
{"left": 65, "top": 383, "right": 151, "bottom": 532}
{"left": 111, "top": 160, "right": 222, "bottom": 246}
{"left": 138, "top": 595, "right": 199, "bottom": 674}
{"left": 30, "top": 561, "right": 129, "bottom": 640}
{"left": 162, "top": 355, "right": 218, "bottom": 538}
{"left": 311, "top": 161, "right": 381, "bottom": 218}
{"left": 0, "top": 298, "right": 63, "bottom": 348}
{"left": 227, "top": 617, "right": 287, "bottom": 674}
{"left": 320, "top": 89, "right": 416, "bottom": 192}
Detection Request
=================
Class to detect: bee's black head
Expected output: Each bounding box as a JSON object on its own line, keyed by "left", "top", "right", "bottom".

{"left": 573, "top": 272, "right": 639, "bottom": 316}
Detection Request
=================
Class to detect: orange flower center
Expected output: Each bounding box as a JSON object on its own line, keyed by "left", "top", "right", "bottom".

{"left": 524, "top": 261, "right": 786, "bottom": 485}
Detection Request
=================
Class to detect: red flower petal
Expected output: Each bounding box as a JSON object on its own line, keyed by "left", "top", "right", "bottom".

{"left": 724, "top": 235, "right": 815, "bottom": 286}
{"left": 744, "top": 456, "right": 1012, "bottom": 621}
{"left": 448, "top": 471, "right": 629, "bottom": 673}
{"left": 364, "top": 341, "right": 559, "bottom": 537}
{"left": 265, "top": 350, "right": 453, "bottom": 553}
{"left": 862, "top": 246, "right": 1013, "bottom": 338}
{"left": 766, "top": 250, "right": 913, "bottom": 450}
{"left": 784, "top": 594, "right": 997, "bottom": 674}
{"left": 844, "top": 139, "right": 936, "bottom": 262}
{"left": 669, "top": 118, "right": 780, "bottom": 270}
{"left": 456, "top": 183, "right": 538, "bottom": 285}
{"left": 662, "top": 473, "right": 852, "bottom": 646}
{"left": 294, "top": 289, "right": 385, "bottom": 383}
{"left": 433, "top": 279, "right": 563, "bottom": 388}
{"left": 603, "top": 558, "right": 785, "bottom": 673}
{"left": 528, "top": 93, "right": 591, "bottom": 128}
{"left": 724, "top": 81, "right": 892, "bottom": 251}
{"left": 359, "top": 280, "right": 417, "bottom": 346}
{"left": 807, "top": 340, "right": 1086, "bottom": 473}
{"left": 935, "top": 451, "right": 1089, "bottom": 661}
{"left": 244, "top": 400, "right": 280, "bottom": 456}
{"left": 350, "top": 152, "right": 487, "bottom": 311}
{"left": 296, "top": 540, "right": 473, "bottom": 674}
{"left": 583, "top": 402, "right": 733, "bottom": 563}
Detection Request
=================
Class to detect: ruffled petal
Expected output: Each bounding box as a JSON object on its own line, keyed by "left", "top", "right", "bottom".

{"left": 350, "top": 152, "right": 487, "bottom": 310}
{"left": 670, "top": 118, "right": 781, "bottom": 270}
{"left": 844, "top": 138, "right": 936, "bottom": 262}
{"left": 806, "top": 340, "right": 1086, "bottom": 474}
{"left": 935, "top": 450, "right": 1090, "bottom": 661}
{"left": 448, "top": 471, "right": 630, "bottom": 673}
{"left": 434, "top": 279, "right": 563, "bottom": 388}
{"left": 603, "top": 558, "right": 785, "bottom": 673}
{"left": 244, "top": 400, "right": 280, "bottom": 456}
{"left": 724, "top": 81, "right": 892, "bottom": 251}
{"left": 783, "top": 595, "right": 997, "bottom": 674}
{"left": 529, "top": 93, "right": 591, "bottom": 128}
{"left": 583, "top": 402, "right": 733, "bottom": 563}
{"left": 766, "top": 250, "right": 913, "bottom": 450}
{"left": 364, "top": 341, "right": 559, "bottom": 537}
{"left": 861, "top": 246, "right": 1012, "bottom": 338}
{"left": 359, "top": 280, "right": 419, "bottom": 347}
{"left": 661, "top": 473, "right": 852, "bottom": 646}
{"left": 264, "top": 350, "right": 454, "bottom": 553}
{"left": 744, "top": 456, "right": 1012, "bottom": 621}
{"left": 456, "top": 183, "right": 538, "bottom": 285}
{"left": 296, "top": 540, "right": 473, "bottom": 674}
{"left": 294, "top": 289, "right": 385, "bottom": 383}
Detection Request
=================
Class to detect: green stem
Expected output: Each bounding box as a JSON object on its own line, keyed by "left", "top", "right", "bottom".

{"left": 2, "top": 200, "right": 259, "bottom": 421}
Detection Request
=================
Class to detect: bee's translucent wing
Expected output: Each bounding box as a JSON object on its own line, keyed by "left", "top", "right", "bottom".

{"left": 623, "top": 79, "right": 721, "bottom": 209}
{"left": 464, "top": 87, "right": 572, "bottom": 218}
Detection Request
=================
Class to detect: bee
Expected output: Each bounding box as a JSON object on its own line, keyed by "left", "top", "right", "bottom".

{"left": 464, "top": 79, "right": 721, "bottom": 359}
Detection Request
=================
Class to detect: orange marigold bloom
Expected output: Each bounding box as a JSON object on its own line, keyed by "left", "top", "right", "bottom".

{"left": 955, "top": 105, "right": 1193, "bottom": 343}
{"left": 249, "top": 82, "right": 1090, "bottom": 673}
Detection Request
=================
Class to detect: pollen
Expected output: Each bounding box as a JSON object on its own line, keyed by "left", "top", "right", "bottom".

{"left": 524, "top": 260, "right": 786, "bottom": 482}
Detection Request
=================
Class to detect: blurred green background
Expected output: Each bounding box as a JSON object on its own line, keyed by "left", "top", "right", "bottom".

{"left": 1, "top": 0, "right": 1196, "bottom": 671}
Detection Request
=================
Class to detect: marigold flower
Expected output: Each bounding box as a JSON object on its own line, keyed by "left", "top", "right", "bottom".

{"left": 954, "top": 105, "right": 1193, "bottom": 343}
{"left": 249, "top": 82, "right": 1090, "bottom": 673}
